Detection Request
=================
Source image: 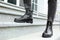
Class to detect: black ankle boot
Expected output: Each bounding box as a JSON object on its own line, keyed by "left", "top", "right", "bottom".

{"left": 14, "top": 0, "right": 33, "bottom": 23}
{"left": 42, "top": 21, "right": 53, "bottom": 38}
{"left": 42, "top": 0, "right": 57, "bottom": 38}
{"left": 14, "top": 9, "right": 33, "bottom": 23}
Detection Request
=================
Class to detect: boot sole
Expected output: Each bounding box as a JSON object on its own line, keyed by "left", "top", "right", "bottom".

{"left": 14, "top": 18, "right": 33, "bottom": 24}
{"left": 42, "top": 33, "right": 53, "bottom": 38}
{"left": 25, "top": 19, "right": 33, "bottom": 23}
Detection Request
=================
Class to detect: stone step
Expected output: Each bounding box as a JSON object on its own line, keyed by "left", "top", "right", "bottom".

{"left": 0, "top": 22, "right": 59, "bottom": 27}
{"left": 0, "top": 26, "right": 59, "bottom": 40}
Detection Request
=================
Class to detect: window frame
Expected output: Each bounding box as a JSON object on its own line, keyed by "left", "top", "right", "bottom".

{"left": 2, "top": 0, "right": 20, "bottom": 6}
{"left": 32, "top": 0, "right": 38, "bottom": 12}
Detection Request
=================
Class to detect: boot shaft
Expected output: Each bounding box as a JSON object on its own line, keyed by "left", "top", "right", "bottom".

{"left": 24, "top": 8, "right": 33, "bottom": 19}
{"left": 23, "top": 0, "right": 33, "bottom": 18}
{"left": 46, "top": 21, "right": 53, "bottom": 31}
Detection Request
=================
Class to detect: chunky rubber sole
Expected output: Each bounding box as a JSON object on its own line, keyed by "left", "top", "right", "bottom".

{"left": 14, "top": 18, "right": 33, "bottom": 24}
{"left": 25, "top": 19, "right": 33, "bottom": 23}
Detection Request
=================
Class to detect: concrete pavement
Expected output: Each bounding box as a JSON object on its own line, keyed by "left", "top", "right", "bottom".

{"left": 0, "top": 26, "right": 59, "bottom": 40}
{"left": 8, "top": 26, "right": 60, "bottom": 40}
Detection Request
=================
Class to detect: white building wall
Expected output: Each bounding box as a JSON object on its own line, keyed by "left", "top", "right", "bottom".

{"left": 57, "top": 0, "right": 60, "bottom": 13}
{"left": 37, "top": 0, "right": 60, "bottom": 14}
{"left": 37, "top": 0, "right": 48, "bottom": 14}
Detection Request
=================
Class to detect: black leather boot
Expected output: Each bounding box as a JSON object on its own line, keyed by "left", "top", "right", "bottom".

{"left": 14, "top": 9, "right": 33, "bottom": 23}
{"left": 14, "top": 0, "right": 33, "bottom": 23}
{"left": 42, "top": 21, "right": 53, "bottom": 38}
{"left": 42, "top": 0, "right": 57, "bottom": 38}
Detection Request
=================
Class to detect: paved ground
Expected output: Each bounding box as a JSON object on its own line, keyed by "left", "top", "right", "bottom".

{"left": 0, "top": 26, "right": 60, "bottom": 40}
{"left": 8, "top": 26, "right": 60, "bottom": 40}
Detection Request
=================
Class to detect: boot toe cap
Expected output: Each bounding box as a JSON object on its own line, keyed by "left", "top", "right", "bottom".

{"left": 14, "top": 18, "right": 19, "bottom": 22}
{"left": 42, "top": 33, "right": 53, "bottom": 38}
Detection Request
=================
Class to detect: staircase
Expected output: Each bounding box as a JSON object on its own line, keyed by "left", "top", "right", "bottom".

{"left": 0, "top": 1, "right": 60, "bottom": 40}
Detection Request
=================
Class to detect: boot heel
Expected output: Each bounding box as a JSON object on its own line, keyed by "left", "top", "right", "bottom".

{"left": 25, "top": 19, "right": 33, "bottom": 23}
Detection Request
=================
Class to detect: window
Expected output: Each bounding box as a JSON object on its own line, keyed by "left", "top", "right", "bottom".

{"left": 35, "top": 0, "right": 37, "bottom": 3}
{"left": 35, "top": 5, "right": 37, "bottom": 11}
{"left": 19, "top": 0, "right": 24, "bottom": 7}
{"left": 32, "top": 0, "right": 37, "bottom": 11}
{"left": 1, "top": 0, "right": 37, "bottom": 11}
{"left": 8, "top": 0, "right": 16, "bottom": 5}
{"left": 1, "top": 0, "right": 24, "bottom": 7}
{"left": 32, "top": 3, "right": 34, "bottom": 10}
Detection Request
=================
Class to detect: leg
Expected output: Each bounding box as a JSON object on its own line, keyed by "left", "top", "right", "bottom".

{"left": 14, "top": 0, "right": 33, "bottom": 23}
{"left": 23, "top": 0, "right": 32, "bottom": 10}
{"left": 42, "top": 0, "right": 57, "bottom": 38}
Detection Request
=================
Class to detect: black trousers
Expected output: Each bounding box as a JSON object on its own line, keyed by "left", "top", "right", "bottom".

{"left": 48, "top": 0, "right": 57, "bottom": 22}
{"left": 23, "top": 0, "right": 31, "bottom": 9}
{"left": 23, "top": 0, "right": 57, "bottom": 22}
